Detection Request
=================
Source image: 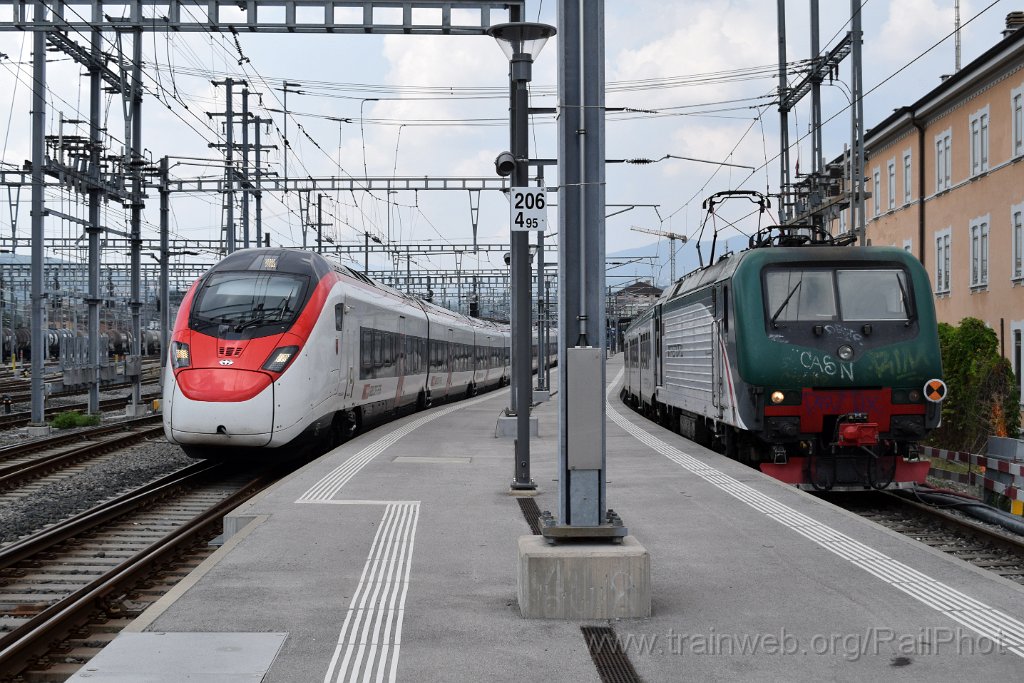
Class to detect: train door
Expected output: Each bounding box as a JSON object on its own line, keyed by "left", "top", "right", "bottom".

{"left": 333, "top": 300, "right": 347, "bottom": 398}
{"left": 711, "top": 286, "right": 724, "bottom": 419}
{"left": 654, "top": 305, "right": 663, "bottom": 391}
{"left": 446, "top": 328, "right": 454, "bottom": 392}
{"left": 395, "top": 316, "right": 406, "bottom": 406}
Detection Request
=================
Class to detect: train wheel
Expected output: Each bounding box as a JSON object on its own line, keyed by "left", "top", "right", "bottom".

{"left": 343, "top": 409, "right": 361, "bottom": 439}
{"left": 327, "top": 421, "right": 343, "bottom": 448}
{"left": 181, "top": 445, "right": 216, "bottom": 460}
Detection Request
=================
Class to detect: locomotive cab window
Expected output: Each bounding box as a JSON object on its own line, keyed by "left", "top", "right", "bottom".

{"left": 836, "top": 269, "right": 910, "bottom": 321}
{"left": 764, "top": 266, "right": 912, "bottom": 327}
{"left": 764, "top": 269, "right": 836, "bottom": 325}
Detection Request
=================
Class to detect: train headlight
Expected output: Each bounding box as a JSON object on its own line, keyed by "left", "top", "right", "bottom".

{"left": 171, "top": 341, "right": 190, "bottom": 368}
{"left": 837, "top": 345, "right": 854, "bottom": 361}
{"left": 262, "top": 345, "right": 299, "bottom": 373}
{"left": 770, "top": 390, "right": 786, "bottom": 404}
{"left": 908, "top": 389, "right": 921, "bottom": 402}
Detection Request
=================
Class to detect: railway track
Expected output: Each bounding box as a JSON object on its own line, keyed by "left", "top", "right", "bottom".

{"left": 0, "top": 391, "right": 161, "bottom": 430}
{"left": 0, "top": 416, "right": 164, "bottom": 498}
{"left": 831, "top": 491, "right": 1024, "bottom": 585}
{"left": 0, "top": 461, "right": 277, "bottom": 680}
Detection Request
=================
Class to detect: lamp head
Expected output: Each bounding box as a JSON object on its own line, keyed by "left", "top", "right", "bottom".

{"left": 494, "top": 151, "right": 516, "bottom": 177}
{"left": 486, "top": 22, "right": 557, "bottom": 62}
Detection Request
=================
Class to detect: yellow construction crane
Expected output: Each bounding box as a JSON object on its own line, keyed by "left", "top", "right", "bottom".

{"left": 630, "top": 226, "right": 688, "bottom": 283}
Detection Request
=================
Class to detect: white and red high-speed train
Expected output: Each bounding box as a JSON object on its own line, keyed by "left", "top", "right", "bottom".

{"left": 162, "top": 248, "right": 512, "bottom": 456}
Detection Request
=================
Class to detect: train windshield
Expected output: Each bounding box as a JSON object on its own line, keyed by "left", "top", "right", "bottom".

{"left": 765, "top": 267, "right": 910, "bottom": 324}
{"left": 191, "top": 271, "right": 308, "bottom": 333}
{"left": 836, "top": 269, "right": 909, "bottom": 321}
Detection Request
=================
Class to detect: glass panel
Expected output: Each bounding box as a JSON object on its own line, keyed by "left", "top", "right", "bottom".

{"left": 837, "top": 270, "right": 909, "bottom": 321}
{"left": 192, "top": 272, "right": 306, "bottom": 328}
{"left": 764, "top": 269, "right": 837, "bottom": 323}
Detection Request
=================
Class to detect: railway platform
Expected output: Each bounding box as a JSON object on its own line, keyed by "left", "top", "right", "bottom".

{"left": 70, "top": 356, "right": 1024, "bottom": 681}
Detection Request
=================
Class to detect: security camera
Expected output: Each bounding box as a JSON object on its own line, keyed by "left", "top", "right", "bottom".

{"left": 503, "top": 252, "right": 511, "bottom": 266}
{"left": 494, "top": 151, "right": 516, "bottom": 177}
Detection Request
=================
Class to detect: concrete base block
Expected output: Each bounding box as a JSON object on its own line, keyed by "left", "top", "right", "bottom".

{"left": 532, "top": 390, "right": 551, "bottom": 403}
{"left": 26, "top": 423, "right": 51, "bottom": 437}
{"left": 495, "top": 414, "right": 539, "bottom": 438}
{"left": 125, "top": 403, "right": 150, "bottom": 418}
{"left": 517, "top": 535, "right": 651, "bottom": 619}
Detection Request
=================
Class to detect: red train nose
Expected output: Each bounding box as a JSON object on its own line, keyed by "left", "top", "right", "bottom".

{"left": 176, "top": 368, "right": 272, "bottom": 402}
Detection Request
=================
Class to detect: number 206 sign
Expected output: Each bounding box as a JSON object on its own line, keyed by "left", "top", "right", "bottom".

{"left": 510, "top": 187, "right": 546, "bottom": 232}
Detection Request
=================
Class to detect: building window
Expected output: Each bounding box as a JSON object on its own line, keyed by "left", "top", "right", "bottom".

{"left": 935, "top": 129, "right": 951, "bottom": 192}
{"left": 969, "top": 216, "right": 989, "bottom": 288}
{"left": 887, "top": 159, "right": 896, "bottom": 210}
{"left": 1013, "top": 85, "right": 1024, "bottom": 158}
{"left": 969, "top": 106, "right": 990, "bottom": 176}
{"left": 935, "top": 228, "right": 951, "bottom": 294}
{"left": 1013, "top": 202, "right": 1024, "bottom": 281}
{"left": 902, "top": 150, "right": 912, "bottom": 205}
{"left": 1013, "top": 323, "right": 1024, "bottom": 405}
{"left": 872, "top": 168, "right": 880, "bottom": 217}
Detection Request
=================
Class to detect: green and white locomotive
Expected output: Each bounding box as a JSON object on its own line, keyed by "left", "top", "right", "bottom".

{"left": 622, "top": 238, "right": 945, "bottom": 491}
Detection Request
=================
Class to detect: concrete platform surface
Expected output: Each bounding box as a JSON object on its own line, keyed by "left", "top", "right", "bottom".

{"left": 100, "top": 355, "right": 1024, "bottom": 682}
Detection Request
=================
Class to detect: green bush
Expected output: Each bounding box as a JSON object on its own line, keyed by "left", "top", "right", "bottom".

{"left": 50, "top": 410, "right": 102, "bottom": 429}
{"left": 928, "top": 317, "right": 1020, "bottom": 452}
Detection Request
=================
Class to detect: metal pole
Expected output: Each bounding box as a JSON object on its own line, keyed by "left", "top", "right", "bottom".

{"left": 556, "top": 0, "right": 608, "bottom": 529}
{"left": 852, "top": 0, "right": 866, "bottom": 245}
{"left": 29, "top": 0, "right": 47, "bottom": 427}
{"left": 129, "top": 26, "right": 143, "bottom": 408}
{"left": 545, "top": 277, "right": 552, "bottom": 390}
{"left": 159, "top": 157, "right": 170, "bottom": 375}
{"left": 254, "top": 118, "right": 263, "bottom": 247}
{"left": 510, "top": 47, "right": 535, "bottom": 490}
{"left": 364, "top": 232, "right": 369, "bottom": 272}
{"left": 777, "top": 0, "right": 790, "bottom": 224}
{"left": 810, "top": 0, "right": 822, "bottom": 179}
{"left": 224, "top": 79, "right": 235, "bottom": 253}
{"left": 87, "top": 4, "right": 102, "bottom": 414}
{"left": 535, "top": 166, "right": 546, "bottom": 391}
{"left": 241, "top": 87, "right": 250, "bottom": 249}
{"left": 316, "top": 193, "right": 323, "bottom": 254}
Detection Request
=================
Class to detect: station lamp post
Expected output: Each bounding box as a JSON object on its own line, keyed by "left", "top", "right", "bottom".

{"left": 487, "top": 21, "right": 556, "bottom": 491}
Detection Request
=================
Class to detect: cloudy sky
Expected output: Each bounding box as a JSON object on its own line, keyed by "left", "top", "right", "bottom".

{"left": 0, "top": 0, "right": 1014, "bottom": 284}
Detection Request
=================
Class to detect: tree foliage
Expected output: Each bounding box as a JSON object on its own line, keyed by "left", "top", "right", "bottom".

{"left": 928, "top": 317, "right": 1020, "bottom": 452}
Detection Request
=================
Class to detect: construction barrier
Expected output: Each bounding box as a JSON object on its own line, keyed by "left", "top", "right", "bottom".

{"left": 922, "top": 445, "right": 1024, "bottom": 516}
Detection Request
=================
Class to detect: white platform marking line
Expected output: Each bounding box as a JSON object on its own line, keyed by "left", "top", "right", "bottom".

{"left": 299, "top": 391, "right": 500, "bottom": 502}
{"left": 323, "top": 502, "right": 421, "bottom": 683}
{"left": 608, "top": 369, "right": 1024, "bottom": 658}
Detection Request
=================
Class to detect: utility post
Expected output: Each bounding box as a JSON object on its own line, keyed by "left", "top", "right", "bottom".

{"left": 516, "top": 3, "right": 648, "bottom": 622}
{"left": 488, "top": 18, "right": 556, "bottom": 493}
{"left": 279, "top": 81, "right": 303, "bottom": 189}
{"left": 86, "top": 2, "right": 105, "bottom": 415}
{"left": 241, "top": 86, "right": 251, "bottom": 249}
{"left": 28, "top": 0, "right": 48, "bottom": 432}
{"left": 158, "top": 156, "right": 170, "bottom": 374}
{"left": 251, "top": 115, "right": 276, "bottom": 248}
{"left": 209, "top": 78, "right": 246, "bottom": 254}
{"left": 127, "top": 21, "right": 144, "bottom": 413}
{"left": 316, "top": 193, "right": 327, "bottom": 254}
{"left": 534, "top": 165, "right": 546, "bottom": 392}
{"left": 550, "top": 0, "right": 622, "bottom": 538}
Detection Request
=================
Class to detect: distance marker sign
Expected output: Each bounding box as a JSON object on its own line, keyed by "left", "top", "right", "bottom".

{"left": 510, "top": 187, "right": 546, "bottom": 232}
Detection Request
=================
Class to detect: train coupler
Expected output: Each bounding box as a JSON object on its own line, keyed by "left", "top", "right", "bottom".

{"left": 835, "top": 413, "right": 879, "bottom": 447}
